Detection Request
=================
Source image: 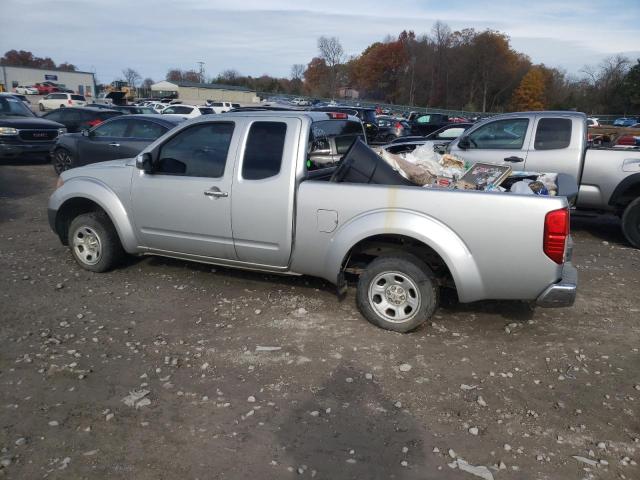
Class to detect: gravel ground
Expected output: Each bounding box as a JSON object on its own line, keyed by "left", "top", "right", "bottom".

{"left": 1, "top": 162, "right": 639, "bottom": 480}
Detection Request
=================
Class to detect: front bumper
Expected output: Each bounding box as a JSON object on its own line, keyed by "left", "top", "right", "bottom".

{"left": 536, "top": 262, "right": 578, "bottom": 308}
{"left": 0, "top": 141, "right": 55, "bottom": 158}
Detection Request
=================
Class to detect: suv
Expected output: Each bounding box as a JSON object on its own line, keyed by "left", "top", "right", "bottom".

{"left": 38, "top": 93, "right": 87, "bottom": 111}
{"left": 207, "top": 101, "right": 233, "bottom": 114}
{"left": 0, "top": 93, "right": 66, "bottom": 160}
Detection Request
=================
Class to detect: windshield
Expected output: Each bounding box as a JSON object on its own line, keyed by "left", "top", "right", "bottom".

{"left": 139, "top": 107, "right": 156, "bottom": 114}
{"left": 0, "top": 96, "right": 35, "bottom": 117}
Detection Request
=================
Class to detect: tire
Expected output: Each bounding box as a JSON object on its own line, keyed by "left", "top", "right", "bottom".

{"left": 67, "top": 211, "right": 125, "bottom": 272}
{"left": 622, "top": 197, "right": 640, "bottom": 248}
{"left": 52, "top": 147, "right": 75, "bottom": 174}
{"left": 38, "top": 103, "right": 44, "bottom": 111}
{"left": 356, "top": 253, "right": 439, "bottom": 333}
{"left": 60, "top": 104, "right": 65, "bottom": 108}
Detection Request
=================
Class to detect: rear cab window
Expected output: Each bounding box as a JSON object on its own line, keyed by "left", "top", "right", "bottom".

{"left": 534, "top": 118, "right": 572, "bottom": 150}
{"left": 307, "top": 118, "right": 366, "bottom": 171}
{"left": 242, "top": 122, "right": 287, "bottom": 180}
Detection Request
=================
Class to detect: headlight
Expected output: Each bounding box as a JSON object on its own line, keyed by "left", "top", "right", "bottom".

{"left": 57, "top": 128, "right": 67, "bottom": 136}
{"left": 0, "top": 127, "right": 18, "bottom": 136}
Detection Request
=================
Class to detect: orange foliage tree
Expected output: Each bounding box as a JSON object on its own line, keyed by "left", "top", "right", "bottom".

{"left": 511, "top": 67, "right": 546, "bottom": 111}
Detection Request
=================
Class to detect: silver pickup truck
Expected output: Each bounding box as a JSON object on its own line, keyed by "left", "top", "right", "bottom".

{"left": 48, "top": 111, "right": 577, "bottom": 332}
{"left": 447, "top": 111, "right": 640, "bottom": 247}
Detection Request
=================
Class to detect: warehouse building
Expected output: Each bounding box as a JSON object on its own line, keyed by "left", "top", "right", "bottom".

{"left": 150, "top": 80, "right": 258, "bottom": 104}
{"left": 0, "top": 65, "right": 97, "bottom": 97}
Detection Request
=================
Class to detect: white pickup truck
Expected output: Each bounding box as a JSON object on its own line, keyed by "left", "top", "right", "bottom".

{"left": 447, "top": 111, "right": 640, "bottom": 247}
{"left": 48, "top": 111, "right": 577, "bottom": 332}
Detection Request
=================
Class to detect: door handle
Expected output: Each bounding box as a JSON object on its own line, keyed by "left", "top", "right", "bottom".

{"left": 504, "top": 156, "right": 524, "bottom": 163}
{"left": 109, "top": 143, "right": 120, "bottom": 147}
{"left": 204, "top": 187, "right": 228, "bottom": 198}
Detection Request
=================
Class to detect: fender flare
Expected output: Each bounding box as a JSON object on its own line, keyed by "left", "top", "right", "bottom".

{"left": 50, "top": 176, "right": 139, "bottom": 253}
{"left": 323, "top": 209, "right": 485, "bottom": 302}
{"left": 609, "top": 172, "right": 640, "bottom": 208}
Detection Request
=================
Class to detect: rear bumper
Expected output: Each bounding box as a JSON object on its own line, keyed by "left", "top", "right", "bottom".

{"left": 536, "top": 262, "right": 578, "bottom": 308}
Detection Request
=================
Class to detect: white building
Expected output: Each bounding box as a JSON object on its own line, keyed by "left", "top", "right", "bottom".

{"left": 1, "top": 65, "right": 96, "bottom": 97}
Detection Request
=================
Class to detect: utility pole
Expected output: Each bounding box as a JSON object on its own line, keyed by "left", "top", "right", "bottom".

{"left": 197, "top": 61, "right": 205, "bottom": 84}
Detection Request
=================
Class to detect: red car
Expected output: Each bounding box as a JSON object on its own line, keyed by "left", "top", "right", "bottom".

{"left": 35, "top": 83, "right": 60, "bottom": 95}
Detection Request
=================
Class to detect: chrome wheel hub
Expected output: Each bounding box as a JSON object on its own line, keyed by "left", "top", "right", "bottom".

{"left": 368, "top": 271, "right": 421, "bottom": 323}
{"left": 72, "top": 226, "right": 102, "bottom": 265}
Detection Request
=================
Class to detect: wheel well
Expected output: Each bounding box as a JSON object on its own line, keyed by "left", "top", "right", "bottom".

{"left": 610, "top": 174, "right": 640, "bottom": 212}
{"left": 54, "top": 198, "right": 106, "bottom": 245}
{"left": 614, "top": 185, "right": 640, "bottom": 212}
{"left": 342, "top": 234, "right": 455, "bottom": 289}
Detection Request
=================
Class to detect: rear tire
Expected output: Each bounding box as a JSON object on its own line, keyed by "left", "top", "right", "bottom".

{"left": 621, "top": 197, "right": 640, "bottom": 248}
{"left": 67, "top": 211, "right": 125, "bottom": 272}
{"left": 356, "top": 253, "right": 439, "bottom": 333}
{"left": 52, "top": 147, "right": 75, "bottom": 174}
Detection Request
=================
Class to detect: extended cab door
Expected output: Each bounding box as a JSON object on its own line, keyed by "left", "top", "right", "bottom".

{"left": 522, "top": 115, "right": 582, "bottom": 180}
{"left": 130, "top": 121, "right": 239, "bottom": 259}
{"left": 450, "top": 117, "right": 532, "bottom": 168}
{"left": 231, "top": 117, "right": 301, "bottom": 266}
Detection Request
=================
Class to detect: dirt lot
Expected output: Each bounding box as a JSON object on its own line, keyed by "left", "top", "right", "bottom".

{"left": 1, "top": 162, "right": 639, "bottom": 480}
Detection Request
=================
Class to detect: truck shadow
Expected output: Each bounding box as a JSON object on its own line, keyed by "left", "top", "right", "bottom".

{"left": 274, "top": 363, "right": 451, "bottom": 479}
{"left": 570, "top": 213, "right": 628, "bottom": 246}
{"left": 438, "top": 289, "right": 536, "bottom": 323}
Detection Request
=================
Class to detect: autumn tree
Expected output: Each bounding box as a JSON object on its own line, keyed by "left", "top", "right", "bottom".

{"left": 623, "top": 59, "right": 640, "bottom": 112}
{"left": 57, "top": 62, "right": 77, "bottom": 72}
{"left": 511, "top": 67, "right": 546, "bottom": 111}
{"left": 304, "top": 57, "right": 330, "bottom": 97}
{"left": 317, "top": 36, "right": 344, "bottom": 98}
{"left": 0, "top": 50, "right": 77, "bottom": 71}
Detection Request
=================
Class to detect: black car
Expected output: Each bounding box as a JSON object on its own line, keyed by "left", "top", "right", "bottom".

{"left": 311, "top": 106, "right": 378, "bottom": 142}
{"left": 111, "top": 105, "right": 158, "bottom": 115}
{"left": 42, "top": 107, "right": 123, "bottom": 133}
{"left": 0, "top": 92, "right": 65, "bottom": 160}
{"left": 51, "top": 114, "right": 183, "bottom": 174}
{"left": 375, "top": 116, "right": 412, "bottom": 143}
{"left": 408, "top": 113, "right": 452, "bottom": 136}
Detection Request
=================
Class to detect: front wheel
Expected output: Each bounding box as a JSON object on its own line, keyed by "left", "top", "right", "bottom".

{"left": 52, "top": 148, "right": 75, "bottom": 174}
{"left": 67, "top": 212, "right": 125, "bottom": 272}
{"left": 356, "top": 254, "right": 439, "bottom": 333}
{"left": 622, "top": 198, "right": 640, "bottom": 248}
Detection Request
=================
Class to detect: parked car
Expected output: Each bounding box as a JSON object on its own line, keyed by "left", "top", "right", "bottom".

{"left": 147, "top": 102, "right": 168, "bottom": 113}
{"left": 161, "top": 105, "right": 214, "bottom": 119}
{"left": 384, "top": 123, "right": 474, "bottom": 155}
{"left": 49, "top": 111, "right": 577, "bottom": 333}
{"left": 613, "top": 117, "right": 639, "bottom": 127}
{"left": 375, "top": 116, "right": 411, "bottom": 143}
{"left": 38, "top": 93, "right": 87, "bottom": 111}
{"left": 312, "top": 106, "right": 379, "bottom": 143}
{"left": 50, "top": 114, "right": 183, "bottom": 174}
{"left": 0, "top": 92, "right": 66, "bottom": 160}
{"left": 14, "top": 85, "right": 38, "bottom": 95}
{"left": 8, "top": 93, "right": 31, "bottom": 108}
{"left": 42, "top": 107, "right": 122, "bottom": 133}
{"left": 447, "top": 111, "right": 640, "bottom": 247}
{"left": 34, "top": 82, "right": 60, "bottom": 95}
{"left": 409, "top": 113, "right": 452, "bottom": 136}
{"left": 88, "top": 102, "right": 118, "bottom": 110}
{"left": 206, "top": 101, "right": 233, "bottom": 114}
{"left": 111, "top": 105, "right": 158, "bottom": 115}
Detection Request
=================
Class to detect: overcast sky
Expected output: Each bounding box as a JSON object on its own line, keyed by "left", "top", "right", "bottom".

{"left": 1, "top": 0, "right": 638, "bottom": 84}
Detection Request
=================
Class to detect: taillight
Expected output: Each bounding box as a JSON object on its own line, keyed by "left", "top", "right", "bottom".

{"left": 395, "top": 122, "right": 402, "bottom": 129}
{"left": 327, "top": 112, "right": 348, "bottom": 119}
{"left": 68, "top": 99, "right": 72, "bottom": 105}
{"left": 544, "top": 208, "right": 569, "bottom": 264}
{"left": 87, "top": 119, "right": 103, "bottom": 127}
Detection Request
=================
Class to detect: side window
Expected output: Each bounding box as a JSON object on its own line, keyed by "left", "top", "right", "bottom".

{"left": 437, "top": 127, "right": 465, "bottom": 139}
{"left": 64, "top": 110, "right": 82, "bottom": 122}
{"left": 157, "top": 122, "right": 234, "bottom": 177}
{"left": 93, "top": 119, "right": 129, "bottom": 137}
{"left": 242, "top": 122, "right": 287, "bottom": 180}
{"left": 128, "top": 120, "right": 166, "bottom": 139}
{"left": 416, "top": 115, "right": 431, "bottom": 124}
{"left": 467, "top": 118, "right": 529, "bottom": 149}
{"left": 534, "top": 118, "right": 572, "bottom": 150}
{"left": 44, "top": 110, "right": 63, "bottom": 122}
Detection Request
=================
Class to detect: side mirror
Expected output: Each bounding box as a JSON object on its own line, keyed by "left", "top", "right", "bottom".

{"left": 81, "top": 129, "right": 91, "bottom": 137}
{"left": 136, "top": 152, "right": 154, "bottom": 173}
{"left": 458, "top": 136, "right": 470, "bottom": 150}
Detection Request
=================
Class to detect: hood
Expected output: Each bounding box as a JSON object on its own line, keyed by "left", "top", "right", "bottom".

{"left": 0, "top": 116, "right": 65, "bottom": 129}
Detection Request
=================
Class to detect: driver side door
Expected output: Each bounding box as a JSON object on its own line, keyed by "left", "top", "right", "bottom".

{"left": 77, "top": 118, "right": 130, "bottom": 165}
{"left": 451, "top": 117, "right": 532, "bottom": 169}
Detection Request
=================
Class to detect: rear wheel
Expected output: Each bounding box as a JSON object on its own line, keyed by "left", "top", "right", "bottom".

{"left": 621, "top": 198, "right": 640, "bottom": 248}
{"left": 60, "top": 104, "right": 65, "bottom": 108}
{"left": 52, "top": 148, "right": 75, "bottom": 174}
{"left": 67, "top": 212, "right": 124, "bottom": 272}
{"left": 356, "top": 254, "right": 439, "bottom": 333}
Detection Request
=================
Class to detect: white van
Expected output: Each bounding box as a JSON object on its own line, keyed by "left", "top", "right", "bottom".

{"left": 38, "top": 93, "right": 87, "bottom": 111}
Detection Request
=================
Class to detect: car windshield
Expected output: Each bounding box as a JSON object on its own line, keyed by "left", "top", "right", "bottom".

{"left": 0, "top": 96, "right": 34, "bottom": 117}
